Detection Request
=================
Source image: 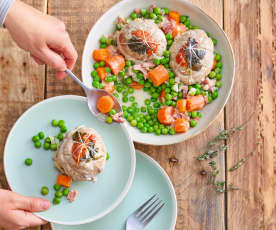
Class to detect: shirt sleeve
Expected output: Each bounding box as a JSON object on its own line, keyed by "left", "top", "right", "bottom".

{"left": 0, "top": 0, "right": 15, "bottom": 27}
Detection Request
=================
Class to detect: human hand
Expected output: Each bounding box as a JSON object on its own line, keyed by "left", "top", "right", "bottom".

{"left": 0, "top": 189, "right": 50, "bottom": 230}
{"left": 4, "top": 0, "right": 78, "bottom": 79}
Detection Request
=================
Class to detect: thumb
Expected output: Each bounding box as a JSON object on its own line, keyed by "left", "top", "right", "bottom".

{"left": 38, "top": 46, "right": 67, "bottom": 71}
{"left": 15, "top": 194, "right": 50, "bottom": 212}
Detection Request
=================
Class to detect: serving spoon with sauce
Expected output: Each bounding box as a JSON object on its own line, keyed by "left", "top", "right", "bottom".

{"left": 65, "top": 68, "right": 122, "bottom": 121}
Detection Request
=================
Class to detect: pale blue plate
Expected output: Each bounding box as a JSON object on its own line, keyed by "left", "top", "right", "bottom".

{"left": 4, "top": 95, "right": 136, "bottom": 225}
{"left": 52, "top": 150, "right": 177, "bottom": 230}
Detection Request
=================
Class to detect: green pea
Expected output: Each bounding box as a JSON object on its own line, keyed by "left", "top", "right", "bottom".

{"left": 145, "top": 99, "right": 151, "bottom": 105}
{"left": 191, "top": 111, "right": 197, "bottom": 118}
{"left": 216, "top": 62, "right": 223, "bottom": 68}
{"left": 149, "top": 12, "right": 156, "bottom": 19}
{"left": 197, "top": 112, "right": 202, "bottom": 118}
{"left": 160, "top": 58, "right": 167, "bottom": 65}
{"left": 109, "top": 109, "right": 116, "bottom": 116}
{"left": 62, "top": 188, "right": 69, "bottom": 196}
{"left": 106, "top": 116, "right": 113, "bottom": 124}
{"left": 140, "top": 8, "right": 147, "bottom": 16}
{"left": 104, "top": 67, "right": 111, "bottom": 73}
{"left": 163, "top": 7, "right": 169, "bottom": 15}
{"left": 122, "top": 96, "right": 128, "bottom": 103}
{"left": 215, "top": 68, "right": 221, "bottom": 74}
{"left": 155, "top": 129, "right": 161, "bottom": 135}
{"left": 154, "top": 58, "right": 160, "bottom": 65}
{"left": 216, "top": 81, "right": 222, "bottom": 88}
{"left": 216, "top": 73, "right": 222, "bottom": 80}
{"left": 92, "top": 81, "right": 100, "bottom": 88}
{"left": 125, "top": 78, "right": 132, "bottom": 85}
{"left": 192, "top": 25, "right": 199, "bottom": 30}
{"left": 100, "top": 43, "right": 107, "bottom": 48}
{"left": 215, "top": 54, "right": 221, "bottom": 61}
{"left": 127, "top": 116, "right": 134, "bottom": 122}
{"left": 128, "top": 96, "right": 134, "bottom": 102}
{"left": 116, "top": 24, "right": 121, "bottom": 30}
{"left": 43, "top": 142, "right": 50, "bottom": 150}
{"left": 208, "top": 95, "right": 213, "bottom": 103}
{"left": 34, "top": 141, "right": 42, "bottom": 148}
{"left": 163, "top": 50, "right": 170, "bottom": 57}
{"left": 167, "top": 40, "right": 173, "bottom": 46}
{"left": 55, "top": 191, "right": 63, "bottom": 198}
{"left": 141, "top": 106, "right": 146, "bottom": 112}
{"left": 58, "top": 133, "right": 64, "bottom": 141}
{"left": 41, "top": 186, "right": 49, "bottom": 196}
{"left": 165, "top": 100, "right": 172, "bottom": 105}
{"left": 138, "top": 79, "right": 144, "bottom": 85}
{"left": 123, "top": 111, "right": 128, "bottom": 118}
{"left": 209, "top": 71, "right": 216, "bottom": 79}
{"left": 91, "top": 70, "right": 98, "bottom": 78}
{"left": 161, "top": 128, "right": 168, "bottom": 135}
{"left": 130, "top": 12, "right": 138, "bottom": 20}
{"left": 165, "top": 94, "right": 172, "bottom": 100}
{"left": 106, "top": 152, "right": 110, "bottom": 160}
{"left": 154, "top": 18, "right": 159, "bottom": 24}
{"left": 141, "top": 127, "right": 148, "bottom": 133}
{"left": 168, "top": 71, "right": 175, "bottom": 78}
{"left": 38, "top": 131, "right": 45, "bottom": 139}
{"left": 195, "top": 89, "right": 201, "bottom": 95}
{"left": 171, "top": 101, "right": 176, "bottom": 107}
{"left": 53, "top": 197, "right": 61, "bottom": 205}
{"left": 99, "top": 61, "right": 105, "bottom": 67}
{"left": 169, "top": 79, "right": 175, "bottom": 85}
{"left": 100, "top": 36, "right": 107, "bottom": 44}
{"left": 211, "top": 91, "right": 219, "bottom": 99}
{"left": 51, "top": 119, "right": 59, "bottom": 127}
{"left": 137, "top": 122, "right": 143, "bottom": 129}
{"left": 153, "top": 7, "right": 161, "bottom": 15}
{"left": 180, "top": 15, "right": 188, "bottom": 23}
{"left": 24, "top": 158, "right": 32, "bottom": 166}
{"left": 127, "top": 107, "right": 133, "bottom": 114}
{"left": 187, "top": 112, "right": 192, "bottom": 117}
{"left": 212, "top": 38, "right": 217, "bottom": 46}
{"left": 190, "top": 120, "right": 197, "bottom": 127}
{"left": 184, "top": 20, "right": 190, "bottom": 27}
{"left": 169, "top": 128, "right": 176, "bottom": 135}
{"left": 105, "top": 76, "right": 112, "bottom": 82}
{"left": 93, "top": 62, "right": 100, "bottom": 69}
{"left": 45, "top": 136, "right": 51, "bottom": 143}
{"left": 178, "top": 92, "right": 183, "bottom": 99}
{"left": 144, "top": 82, "right": 151, "bottom": 88}
{"left": 153, "top": 102, "right": 160, "bottom": 108}
{"left": 50, "top": 143, "right": 57, "bottom": 151}
{"left": 53, "top": 184, "right": 61, "bottom": 191}
{"left": 132, "top": 102, "right": 138, "bottom": 107}
{"left": 130, "top": 120, "right": 137, "bottom": 127}
{"left": 32, "top": 135, "right": 40, "bottom": 142}
{"left": 166, "top": 33, "right": 173, "bottom": 40}
{"left": 113, "top": 92, "right": 119, "bottom": 98}
{"left": 60, "top": 125, "right": 67, "bottom": 133}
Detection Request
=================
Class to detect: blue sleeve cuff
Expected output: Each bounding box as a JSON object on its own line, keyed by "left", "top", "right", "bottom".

{"left": 0, "top": 0, "right": 15, "bottom": 27}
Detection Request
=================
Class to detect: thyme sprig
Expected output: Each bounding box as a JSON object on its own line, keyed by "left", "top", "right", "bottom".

{"left": 229, "top": 152, "right": 255, "bottom": 172}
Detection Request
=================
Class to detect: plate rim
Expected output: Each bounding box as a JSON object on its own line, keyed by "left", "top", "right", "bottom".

{"left": 51, "top": 149, "right": 177, "bottom": 230}
{"left": 81, "top": 0, "right": 235, "bottom": 145}
{"left": 3, "top": 95, "right": 136, "bottom": 225}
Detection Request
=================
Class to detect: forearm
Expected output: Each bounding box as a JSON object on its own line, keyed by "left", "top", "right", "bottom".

{"left": 0, "top": 0, "right": 15, "bottom": 27}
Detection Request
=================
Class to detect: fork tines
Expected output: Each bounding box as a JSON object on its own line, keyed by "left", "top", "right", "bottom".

{"left": 134, "top": 194, "right": 165, "bottom": 226}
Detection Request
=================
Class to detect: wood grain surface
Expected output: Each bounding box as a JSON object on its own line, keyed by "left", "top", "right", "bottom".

{"left": 0, "top": 0, "right": 275, "bottom": 230}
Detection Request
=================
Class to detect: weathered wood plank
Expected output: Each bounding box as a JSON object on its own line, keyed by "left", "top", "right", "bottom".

{"left": 0, "top": 1, "right": 46, "bottom": 230}
{"left": 135, "top": 1, "right": 225, "bottom": 230}
{"left": 224, "top": 0, "right": 276, "bottom": 229}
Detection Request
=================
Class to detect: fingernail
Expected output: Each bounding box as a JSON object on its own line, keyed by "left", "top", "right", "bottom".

{"left": 41, "top": 200, "right": 50, "bottom": 209}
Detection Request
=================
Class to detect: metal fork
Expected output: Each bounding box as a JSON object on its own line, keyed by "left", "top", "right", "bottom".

{"left": 65, "top": 68, "right": 122, "bottom": 122}
{"left": 126, "top": 195, "right": 165, "bottom": 230}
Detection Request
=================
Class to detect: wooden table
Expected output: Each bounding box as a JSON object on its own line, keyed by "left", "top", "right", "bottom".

{"left": 0, "top": 0, "right": 275, "bottom": 229}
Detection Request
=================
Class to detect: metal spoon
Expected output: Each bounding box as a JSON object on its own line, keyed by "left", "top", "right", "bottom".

{"left": 65, "top": 68, "right": 122, "bottom": 121}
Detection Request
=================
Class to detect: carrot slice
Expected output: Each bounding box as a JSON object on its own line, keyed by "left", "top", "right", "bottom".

{"left": 172, "top": 23, "right": 186, "bottom": 38}
{"left": 186, "top": 95, "right": 206, "bottom": 112}
{"left": 97, "top": 95, "right": 114, "bottom": 113}
{"left": 212, "top": 59, "right": 217, "bottom": 70}
{"left": 103, "top": 81, "right": 115, "bottom": 93}
{"left": 96, "top": 67, "right": 106, "bottom": 81}
{"left": 168, "top": 11, "right": 180, "bottom": 23}
{"left": 159, "top": 90, "right": 166, "bottom": 103}
{"left": 147, "top": 65, "right": 169, "bottom": 86}
{"left": 157, "top": 106, "right": 174, "bottom": 125}
{"left": 57, "top": 174, "right": 72, "bottom": 188}
{"left": 93, "top": 48, "right": 110, "bottom": 62}
{"left": 176, "top": 99, "right": 187, "bottom": 113}
{"left": 130, "top": 81, "right": 144, "bottom": 89}
{"left": 174, "top": 118, "right": 190, "bottom": 133}
{"left": 106, "top": 55, "right": 125, "bottom": 75}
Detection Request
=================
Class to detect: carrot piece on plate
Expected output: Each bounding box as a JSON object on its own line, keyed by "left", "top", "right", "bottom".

{"left": 106, "top": 55, "right": 125, "bottom": 75}
{"left": 157, "top": 106, "right": 174, "bottom": 125}
{"left": 172, "top": 23, "right": 186, "bottom": 38}
{"left": 174, "top": 118, "right": 190, "bottom": 133}
{"left": 159, "top": 90, "right": 166, "bottom": 103}
{"left": 186, "top": 95, "right": 205, "bottom": 112}
{"left": 93, "top": 48, "right": 110, "bottom": 62}
{"left": 212, "top": 59, "right": 217, "bottom": 70}
{"left": 176, "top": 99, "right": 187, "bottom": 113}
{"left": 96, "top": 67, "right": 106, "bottom": 81}
{"left": 103, "top": 81, "right": 115, "bottom": 93}
{"left": 168, "top": 11, "right": 180, "bottom": 23}
{"left": 147, "top": 65, "right": 169, "bottom": 86}
{"left": 97, "top": 95, "right": 114, "bottom": 113}
{"left": 130, "top": 81, "right": 144, "bottom": 89}
{"left": 57, "top": 174, "right": 72, "bottom": 188}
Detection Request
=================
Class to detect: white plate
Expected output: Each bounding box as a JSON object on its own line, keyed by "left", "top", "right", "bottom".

{"left": 82, "top": 0, "right": 235, "bottom": 145}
